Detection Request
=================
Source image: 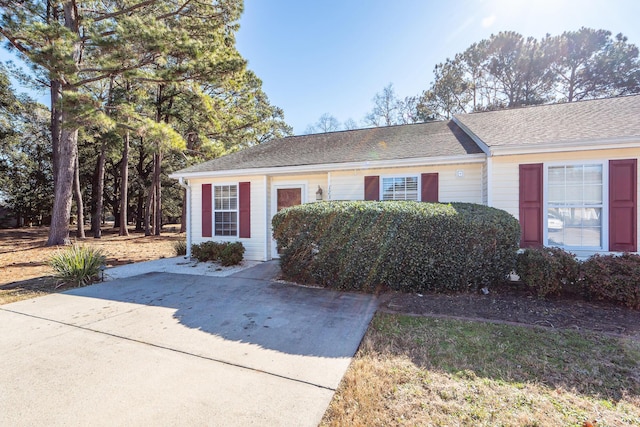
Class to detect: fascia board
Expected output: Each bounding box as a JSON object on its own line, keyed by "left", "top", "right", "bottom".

{"left": 490, "top": 136, "right": 640, "bottom": 156}
{"left": 452, "top": 116, "right": 492, "bottom": 156}
{"left": 169, "top": 153, "right": 487, "bottom": 179}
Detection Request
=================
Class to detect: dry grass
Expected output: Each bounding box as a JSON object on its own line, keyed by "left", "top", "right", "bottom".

{"left": 0, "top": 225, "right": 184, "bottom": 305}
{"left": 322, "top": 313, "right": 640, "bottom": 427}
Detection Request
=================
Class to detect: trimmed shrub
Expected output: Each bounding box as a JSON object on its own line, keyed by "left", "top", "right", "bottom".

{"left": 173, "top": 240, "right": 187, "bottom": 256}
{"left": 581, "top": 253, "right": 640, "bottom": 309}
{"left": 220, "top": 242, "right": 245, "bottom": 266}
{"left": 49, "top": 245, "right": 106, "bottom": 288}
{"left": 516, "top": 247, "right": 580, "bottom": 297}
{"left": 272, "top": 201, "right": 520, "bottom": 293}
{"left": 191, "top": 241, "right": 245, "bottom": 266}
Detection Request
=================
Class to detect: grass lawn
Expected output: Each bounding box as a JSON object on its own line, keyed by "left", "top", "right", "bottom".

{"left": 0, "top": 225, "right": 183, "bottom": 305}
{"left": 322, "top": 313, "right": 640, "bottom": 426}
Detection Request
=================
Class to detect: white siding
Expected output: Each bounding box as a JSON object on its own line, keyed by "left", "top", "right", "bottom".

{"left": 188, "top": 176, "right": 268, "bottom": 261}
{"left": 481, "top": 161, "right": 488, "bottom": 205}
{"left": 490, "top": 147, "right": 640, "bottom": 254}
{"left": 330, "top": 164, "right": 483, "bottom": 203}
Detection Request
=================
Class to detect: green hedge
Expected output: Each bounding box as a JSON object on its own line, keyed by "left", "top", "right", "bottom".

{"left": 516, "top": 249, "right": 640, "bottom": 309}
{"left": 191, "top": 241, "right": 245, "bottom": 266}
{"left": 582, "top": 253, "right": 640, "bottom": 309}
{"left": 516, "top": 247, "right": 581, "bottom": 297}
{"left": 272, "top": 201, "right": 520, "bottom": 293}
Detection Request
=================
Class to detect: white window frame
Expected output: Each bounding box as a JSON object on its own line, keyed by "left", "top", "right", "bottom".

{"left": 213, "top": 183, "right": 238, "bottom": 237}
{"left": 543, "top": 161, "right": 609, "bottom": 251}
{"left": 380, "top": 175, "right": 420, "bottom": 201}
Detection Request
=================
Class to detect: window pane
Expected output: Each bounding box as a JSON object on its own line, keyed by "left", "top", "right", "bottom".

{"left": 565, "top": 165, "right": 583, "bottom": 185}
{"left": 582, "top": 227, "right": 602, "bottom": 247}
{"left": 213, "top": 185, "right": 238, "bottom": 236}
{"left": 548, "top": 185, "right": 565, "bottom": 204}
{"left": 565, "top": 185, "right": 583, "bottom": 204}
{"left": 584, "top": 184, "right": 602, "bottom": 204}
{"left": 583, "top": 165, "right": 602, "bottom": 183}
{"left": 563, "top": 226, "right": 583, "bottom": 246}
{"left": 381, "top": 177, "right": 419, "bottom": 201}
{"left": 548, "top": 166, "right": 565, "bottom": 185}
{"left": 546, "top": 165, "right": 603, "bottom": 249}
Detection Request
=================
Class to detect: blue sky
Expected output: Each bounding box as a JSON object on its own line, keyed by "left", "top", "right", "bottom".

{"left": 236, "top": 0, "right": 640, "bottom": 133}
{"left": 2, "top": 0, "right": 639, "bottom": 134}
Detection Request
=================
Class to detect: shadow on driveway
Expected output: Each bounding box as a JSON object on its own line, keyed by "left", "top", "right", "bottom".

{"left": 64, "top": 270, "right": 378, "bottom": 359}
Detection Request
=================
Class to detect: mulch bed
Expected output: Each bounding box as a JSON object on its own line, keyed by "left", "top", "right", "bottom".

{"left": 378, "top": 281, "right": 640, "bottom": 339}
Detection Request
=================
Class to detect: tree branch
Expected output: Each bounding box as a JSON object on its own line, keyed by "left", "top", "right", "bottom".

{"left": 0, "top": 27, "right": 32, "bottom": 57}
{"left": 156, "top": 0, "right": 193, "bottom": 20}
{"left": 92, "top": 0, "right": 157, "bottom": 22}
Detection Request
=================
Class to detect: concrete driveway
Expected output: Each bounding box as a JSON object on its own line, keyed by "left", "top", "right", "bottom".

{"left": 0, "top": 262, "right": 378, "bottom": 426}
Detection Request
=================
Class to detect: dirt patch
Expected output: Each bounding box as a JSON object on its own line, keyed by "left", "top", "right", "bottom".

{"left": 0, "top": 225, "right": 183, "bottom": 288}
{"left": 379, "top": 281, "right": 640, "bottom": 339}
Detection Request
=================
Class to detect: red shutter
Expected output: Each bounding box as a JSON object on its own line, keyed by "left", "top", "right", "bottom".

{"left": 609, "top": 159, "right": 637, "bottom": 252}
{"left": 239, "top": 182, "right": 251, "bottom": 238}
{"left": 202, "top": 183, "right": 212, "bottom": 238}
{"left": 421, "top": 173, "right": 439, "bottom": 202}
{"left": 519, "top": 164, "right": 543, "bottom": 248}
{"left": 364, "top": 176, "right": 380, "bottom": 201}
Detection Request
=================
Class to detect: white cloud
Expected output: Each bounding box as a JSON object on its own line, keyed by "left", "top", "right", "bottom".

{"left": 482, "top": 14, "right": 496, "bottom": 28}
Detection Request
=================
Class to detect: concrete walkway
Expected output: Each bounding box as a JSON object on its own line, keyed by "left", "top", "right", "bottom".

{"left": 0, "top": 262, "right": 378, "bottom": 426}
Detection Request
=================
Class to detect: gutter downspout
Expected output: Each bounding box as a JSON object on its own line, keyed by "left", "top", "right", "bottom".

{"left": 178, "top": 177, "right": 192, "bottom": 259}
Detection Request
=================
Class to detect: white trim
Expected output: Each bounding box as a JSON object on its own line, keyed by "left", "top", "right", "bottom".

{"left": 327, "top": 172, "right": 332, "bottom": 200}
{"left": 480, "top": 162, "right": 484, "bottom": 205}
{"left": 452, "top": 117, "right": 492, "bottom": 155}
{"left": 270, "top": 182, "right": 308, "bottom": 259}
{"left": 169, "top": 154, "right": 486, "bottom": 179}
{"left": 213, "top": 183, "right": 239, "bottom": 238}
{"left": 379, "top": 174, "right": 420, "bottom": 201}
{"left": 542, "top": 160, "right": 609, "bottom": 251}
{"left": 452, "top": 115, "right": 640, "bottom": 157}
{"left": 489, "top": 137, "right": 640, "bottom": 156}
{"left": 486, "top": 157, "right": 493, "bottom": 206}
{"left": 178, "top": 177, "right": 192, "bottom": 258}
{"left": 263, "top": 175, "right": 269, "bottom": 261}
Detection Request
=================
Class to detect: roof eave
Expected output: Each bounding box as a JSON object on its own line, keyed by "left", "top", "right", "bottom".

{"left": 489, "top": 136, "right": 640, "bottom": 156}
{"left": 452, "top": 116, "right": 492, "bottom": 156}
{"left": 169, "top": 153, "right": 487, "bottom": 180}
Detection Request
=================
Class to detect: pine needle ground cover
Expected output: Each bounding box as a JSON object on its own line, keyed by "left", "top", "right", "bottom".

{"left": 0, "top": 226, "right": 183, "bottom": 304}
{"left": 322, "top": 313, "right": 640, "bottom": 427}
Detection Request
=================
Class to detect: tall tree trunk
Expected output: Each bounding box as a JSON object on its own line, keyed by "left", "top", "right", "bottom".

{"left": 92, "top": 140, "right": 106, "bottom": 238}
{"left": 153, "top": 151, "right": 162, "bottom": 235}
{"left": 135, "top": 137, "right": 146, "bottom": 231}
{"left": 50, "top": 81, "right": 62, "bottom": 191}
{"left": 113, "top": 203, "right": 120, "bottom": 228}
{"left": 135, "top": 194, "right": 144, "bottom": 231}
{"left": 144, "top": 184, "right": 154, "bottom": 236}
{"left": 46, "top": 1, "right": 81, "bottom": 246}
{"left": 73, "top": 154, "right": 85, "bottom": 239}
{"left": 153, "top": 84, "right": 164, "bottom": 237}
{"left": 47, "top": 120, "right": 78, "bottom": 246}
{"left": 119, "top": 130, "right": 130, "bottom": 236}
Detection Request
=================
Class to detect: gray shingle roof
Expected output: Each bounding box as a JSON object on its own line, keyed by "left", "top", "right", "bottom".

{"left": 454, "top": 94, "right": 640, "bottom": 148}
{"left": 177, "top": 121, "right": 483, "bottom": 174}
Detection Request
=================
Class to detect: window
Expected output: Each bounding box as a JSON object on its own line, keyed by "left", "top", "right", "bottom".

{"left": 546, "top": 164, "right": 604, "bottom": 249}
{"left": 214, "top": 185, "right": 237, "bottom": 236}
{"left": 382, "top": 176, "right": 418, "bottom": 201}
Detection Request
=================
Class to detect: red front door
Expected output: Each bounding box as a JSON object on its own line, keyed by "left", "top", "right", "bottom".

{"left": 277, "top": 188, "right": 302, "bottom": 211}
{"left": 274, "top": 188, "right": 303, "bottom": 257}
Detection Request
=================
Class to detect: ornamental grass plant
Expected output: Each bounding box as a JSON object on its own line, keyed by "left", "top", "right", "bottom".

{"left": 49, "top": 245, "right": 106, "bottom": 288}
